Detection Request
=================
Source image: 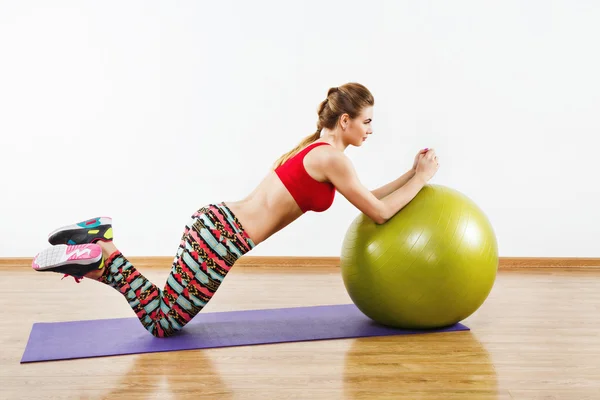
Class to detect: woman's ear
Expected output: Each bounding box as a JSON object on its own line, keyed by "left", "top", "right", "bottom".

{"left": 340, "top": 113, "right": 349, "bottom": 130}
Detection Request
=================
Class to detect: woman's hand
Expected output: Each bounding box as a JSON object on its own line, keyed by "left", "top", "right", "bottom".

{"left": 415, "top": 148, "right": 439, "bottom": 182}
{"left": 412, "top": 148, "right": 430, "bottom": 171}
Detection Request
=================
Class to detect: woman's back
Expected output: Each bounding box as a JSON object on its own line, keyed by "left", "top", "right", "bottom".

{"left": 224, "top": 142, "right": 335, "bottom": 245}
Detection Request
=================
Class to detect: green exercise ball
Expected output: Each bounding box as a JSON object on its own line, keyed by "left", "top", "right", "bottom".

{"left": 340, "top": 184, "right": 498, "bottom": 329}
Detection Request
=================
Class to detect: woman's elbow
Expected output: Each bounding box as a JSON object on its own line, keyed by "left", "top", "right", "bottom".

{"left": 372, "top": 201, "right": 395, "bottom": 225}
{"left": 371, "top": 205, "right": 388, "bottom": 225}
{"left": 374, "top": 215, "right": 388, "bottom": 225}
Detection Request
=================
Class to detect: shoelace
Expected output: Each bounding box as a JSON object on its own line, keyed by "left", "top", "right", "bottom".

{"left": 61, "top": 274, "right": 83, "bottom": 283}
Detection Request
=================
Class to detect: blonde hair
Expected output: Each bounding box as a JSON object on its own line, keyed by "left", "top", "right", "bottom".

{"left": 273, "top": 82, "right": 374, "bottom": 169}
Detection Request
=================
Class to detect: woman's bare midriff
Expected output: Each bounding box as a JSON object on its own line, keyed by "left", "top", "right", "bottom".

{"left": 224, "top": 171, "right": 304, "bottom": 246}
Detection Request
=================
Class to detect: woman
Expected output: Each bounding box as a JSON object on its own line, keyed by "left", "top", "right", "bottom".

{"left": 32, "top": 82, "right": 439, "bottom": 337}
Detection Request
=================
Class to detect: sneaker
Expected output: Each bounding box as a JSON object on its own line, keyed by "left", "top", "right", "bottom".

{"left": 48, "top": 217, "right": 113, "bottom": 245}
{"left": 32, "top": 244, "right": 104, "bottom": 282}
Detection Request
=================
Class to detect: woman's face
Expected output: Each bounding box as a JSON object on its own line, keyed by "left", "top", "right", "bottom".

{"left": 342, "top": 106, "right": 373, "bottom": 147}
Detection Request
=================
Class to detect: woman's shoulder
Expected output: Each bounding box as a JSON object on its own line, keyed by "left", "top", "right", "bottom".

{"left": 307, "top": 142, "right": 351, "bottom": 172}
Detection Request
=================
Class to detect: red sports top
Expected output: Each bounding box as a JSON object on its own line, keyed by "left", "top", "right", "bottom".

{"left": 275, "top": 142, "right": 336, "bottom": 213}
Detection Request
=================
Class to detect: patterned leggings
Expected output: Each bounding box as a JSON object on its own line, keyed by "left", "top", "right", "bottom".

{"left": 98, "top": 203, "right": 255, "bottom": 338}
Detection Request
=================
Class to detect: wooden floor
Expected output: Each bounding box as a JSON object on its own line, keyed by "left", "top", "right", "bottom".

{"left": 1, "top": 264, "right": 599, "bottom": 399}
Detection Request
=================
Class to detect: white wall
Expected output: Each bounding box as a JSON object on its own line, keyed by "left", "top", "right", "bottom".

{"left": 1, "top": 0, "right": 598, "bottom": 258}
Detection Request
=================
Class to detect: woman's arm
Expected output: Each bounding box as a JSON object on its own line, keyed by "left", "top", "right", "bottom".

{"left": 370, "top": 169, "right": 416, "bottom": 200}
{"left": 323, "top": 153, "right": 426, "bottom": 224}
{"left": 370, "top": 148, "right": 430, "bottom": 199}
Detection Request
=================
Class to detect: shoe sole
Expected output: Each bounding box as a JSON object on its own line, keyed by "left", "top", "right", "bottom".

{"left": 32, "top": 244, "right": 102, "bottom": 271}
{"left": 47, "top": 217, "right": 113, "bottom": 244}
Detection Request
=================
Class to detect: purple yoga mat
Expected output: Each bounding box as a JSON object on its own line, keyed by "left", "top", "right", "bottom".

{"left": 21, "top": 304, "right": 468, "bottom": 363}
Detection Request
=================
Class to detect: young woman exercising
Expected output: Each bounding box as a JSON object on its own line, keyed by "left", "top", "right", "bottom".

{"left": 32, "top": 83, "right": 439, "bottom": 337}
